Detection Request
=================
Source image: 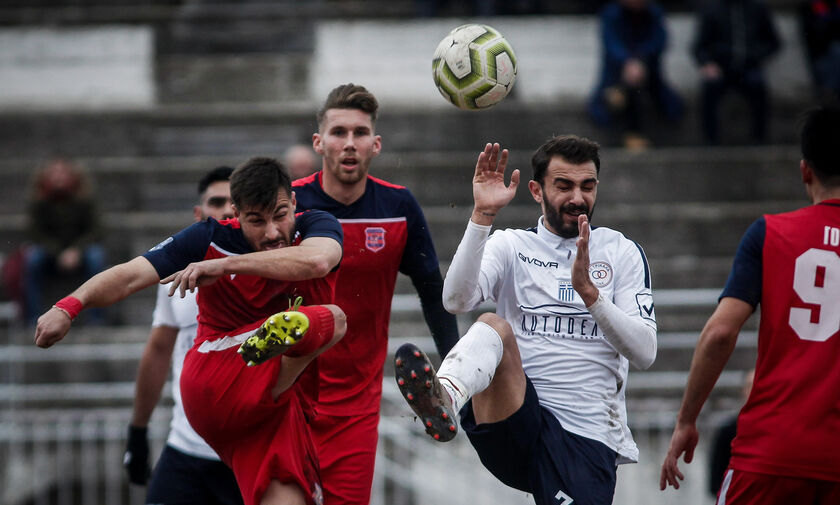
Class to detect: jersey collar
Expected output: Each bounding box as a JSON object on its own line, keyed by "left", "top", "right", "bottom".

{"left": 537, "top": 217, "right": 578, "bottom": 257}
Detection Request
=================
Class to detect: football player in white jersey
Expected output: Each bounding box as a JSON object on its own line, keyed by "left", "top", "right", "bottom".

{"left": 124, "top": 166, "right": 243, "bottom": 505}
{"left": 395, "top": 136, "right": 657, "bottom": 505}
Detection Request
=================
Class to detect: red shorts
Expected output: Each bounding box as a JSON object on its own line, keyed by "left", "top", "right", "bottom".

{"left": 311, "top": 411, "right": 380, "bottom": 505}
{"left": 717, "top": 468, "right": 840, "bottom": 505}
{"left": 181, "top": 306, "right": 334, "bottom": 505}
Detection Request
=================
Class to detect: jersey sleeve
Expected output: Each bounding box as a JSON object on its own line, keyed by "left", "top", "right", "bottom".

{"left": 295, "top": 209, "right": 343, "bottom": 244}
{"left": 142, "top": 221, "right": 215, "bottom": 279}
{"left": 151, "top": 283, "right": 178, "bottom": 328}
{"left": 398, "top": 190, "right": 441, "bottom": 278}
{"left": 478, "top": 230, "right": 515, "bottom": 303}
{"left": 612, "top": 238, "right": 657, "bottom": 328}
{"left": 720, "top": 217, "right": 765, "bottom": 307}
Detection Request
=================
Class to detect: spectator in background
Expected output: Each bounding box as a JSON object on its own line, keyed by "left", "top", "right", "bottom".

{"left": 800, "top": 0, "right": 840, "bottom": 101}
{"left": 692, "top": 0, "right": 781, "bottom": 144}
{"left": 24, "top": 158, "right": 105, "bottom": 325}
{"left": 588, "top": 0, "right": 684, "bottom": 150}
{"left": 708, "top": 368, "right": 754, "bottom": 498}
{"left": 284, "top": 144, "right": 318, "bottom": 180}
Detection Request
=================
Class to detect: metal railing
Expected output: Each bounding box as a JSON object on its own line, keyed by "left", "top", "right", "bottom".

{"left": 1, "top": 289, "right": 735, "bottom": 505}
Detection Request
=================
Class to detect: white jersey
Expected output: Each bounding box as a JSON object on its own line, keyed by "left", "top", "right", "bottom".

{"left": 151, "top": 284, "right": 220, "bottom": 460}
{"left": 475, "top": 218, "right": 655, "bottom": 463}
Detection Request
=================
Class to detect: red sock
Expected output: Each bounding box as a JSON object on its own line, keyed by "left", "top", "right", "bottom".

{"left": 283, "top": 305, "right": 335, "bottom": 357}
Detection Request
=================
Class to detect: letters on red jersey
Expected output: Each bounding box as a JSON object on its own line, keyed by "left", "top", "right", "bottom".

{"left": 721, "top": 200, "right": 840, "bottom": 481}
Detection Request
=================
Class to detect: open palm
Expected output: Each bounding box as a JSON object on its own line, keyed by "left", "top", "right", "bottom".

{"left": 473, "top": 143, "right": 520, "bottom": 213}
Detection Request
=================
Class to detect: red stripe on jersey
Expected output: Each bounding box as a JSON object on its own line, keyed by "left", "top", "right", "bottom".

{"left": 367, "top": 174, "right": 405, "bottom": 190}
{"left": 292, "top": 171, "right": 319, "bottom": 188}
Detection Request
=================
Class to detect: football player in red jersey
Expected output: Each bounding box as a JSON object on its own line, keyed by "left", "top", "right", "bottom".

{"left": 660, "top": 105, "right": 840, "bottom": 504}
{"left": 34, "top": 157, "right": 346, "bottom": 505}
{"left": 293, "top": 84, "right": 459, "bottom": 505}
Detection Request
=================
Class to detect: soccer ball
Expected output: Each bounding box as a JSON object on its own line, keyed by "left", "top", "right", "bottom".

{"left": 432, "top": 24, "right": 517, "bottom": 110}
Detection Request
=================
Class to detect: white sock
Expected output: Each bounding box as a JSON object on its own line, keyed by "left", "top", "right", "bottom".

{"left": 437, "top": 321, "right": 504, "bottom": 413}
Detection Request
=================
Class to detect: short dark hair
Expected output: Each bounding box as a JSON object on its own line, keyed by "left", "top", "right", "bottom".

{"left": 316, "top": 83, "right": 379, "bottom": 126}
{"left": 531, "top": 135, "right": 601, "bottom": 185}
{"left": 197, "top": 166, "right": 234, "bottom": 196}
{"left": 230, "top": 157, "right": 292, "bottom": 212}
{"left": 800, "top": 104, "right": 840, "bottom": 186}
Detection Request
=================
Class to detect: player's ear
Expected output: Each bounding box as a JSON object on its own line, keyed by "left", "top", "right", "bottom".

{"left": 232, "top": 204, "right": 240, "bottom": 219}
{"left": 193, "top": 205, "right": 202, "bottom": 222}
{"left": 372, "top": 135, "right": 382, "bottom": 157}
{"left": 290, "top": 191, "right": 297, "bottom": 209}
{"left": 312, "top": 133, "right": 323, "bottom": 154}
{"left": 800, "top": 159, "right": 813, "bottom": 184}
{"left": 528, "top": 180, "right": 543, "bottom": 204}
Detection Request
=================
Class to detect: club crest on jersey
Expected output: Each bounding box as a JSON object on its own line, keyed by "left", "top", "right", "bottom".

{"left": 588, "top": 261, "right": 613, "bottom": 287}
{"left": 365, "top": 227, "right": 386, "bottom": 252}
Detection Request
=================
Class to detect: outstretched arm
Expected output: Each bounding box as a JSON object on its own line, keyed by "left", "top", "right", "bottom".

{"left": 163, "top": 236, "right": 342, "bottom": 298}
{"left": 443, "top": 143, "right": 519, "bottom": 313}
{"left": 34, "top": 256, "right": 161, "bottom": 348}
{"left": 659, "top": 297, "right": 752, "bottom": 490}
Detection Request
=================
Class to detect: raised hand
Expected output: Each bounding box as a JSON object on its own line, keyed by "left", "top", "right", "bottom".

{"left": 572, "top": 214, "right": 599, "bottom": 307}
{"left": 472, "top": 143, "right": 519, "bottom": 225}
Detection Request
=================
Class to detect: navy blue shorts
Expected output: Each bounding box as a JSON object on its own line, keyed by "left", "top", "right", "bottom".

{"left": 460, "top": 376, "right": 618, "bottom": 505}
{"left": 146, "top": 445, "right": 243, "bottom": 505}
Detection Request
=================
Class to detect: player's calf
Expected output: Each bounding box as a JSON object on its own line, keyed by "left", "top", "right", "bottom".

{"left": 394, "top": 343, "right": 458, "bottom": 442}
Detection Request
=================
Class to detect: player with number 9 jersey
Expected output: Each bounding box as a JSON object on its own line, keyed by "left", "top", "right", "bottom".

{"left": 660, "top": 105, "right": 840, "bottom": 504}
{"left": 721, "top": 201, "right": 840, "bottom": 482}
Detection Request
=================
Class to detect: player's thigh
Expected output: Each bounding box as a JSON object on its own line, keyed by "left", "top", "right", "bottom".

{"left": 311, "top": 412, "right": 379, "bottom": 505}
{"left": 461, "top": 375, "right": 545, "bottom": 492}
{"left": 716, "top": 468, "right": 837, "bottom": 505}
{"left": 147, "top": 446, "right": 242, "bottom": 505}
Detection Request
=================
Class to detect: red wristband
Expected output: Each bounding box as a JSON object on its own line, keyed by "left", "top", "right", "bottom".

{"left": 54, "top": 296, "right": 83, "bottom": 321}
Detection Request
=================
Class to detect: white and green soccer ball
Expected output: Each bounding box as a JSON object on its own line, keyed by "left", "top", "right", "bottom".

{"left": 432, "top": 24, "right": 517, "bottom": 110}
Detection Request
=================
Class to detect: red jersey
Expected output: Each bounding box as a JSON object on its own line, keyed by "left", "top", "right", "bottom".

{"left": 294, "top": 172, "right": 444, "bottom": 415}
{"left": 721, "top": 200, "right": 840, "bottom": 481}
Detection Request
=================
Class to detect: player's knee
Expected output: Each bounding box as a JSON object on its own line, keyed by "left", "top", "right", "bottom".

{"left": 325, "top": 304, "right": 347, "bottom": 341}
{"left": 476, "top": 312, "right": 513, "bottom": 342}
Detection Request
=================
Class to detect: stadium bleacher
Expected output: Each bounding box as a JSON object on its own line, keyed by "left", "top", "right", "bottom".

{"left": 0, "top": 1, "right": 816, "bottom": 504}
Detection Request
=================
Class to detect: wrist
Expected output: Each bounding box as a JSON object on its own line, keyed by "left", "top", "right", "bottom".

{"left": 471, "top": 207, "right": 498, "bottom": 226}
{"left": 53, "top": 296, "right": 83, "bottom": 321}
{"left": 581, "top": 288, "right": 601, "bottom": 308}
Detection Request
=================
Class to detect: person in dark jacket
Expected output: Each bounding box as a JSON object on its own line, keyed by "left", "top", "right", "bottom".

{"left": 692, "top": 0, "right": 781, "bottom": 144}
{"left": 588, "top": 0, "right": 684, "bottom": 150}
{"left": 24, "top": 158, "right": 105, "bottom": 324}
{"left": 799, "top": 0, "right": 840, "bottom": 100}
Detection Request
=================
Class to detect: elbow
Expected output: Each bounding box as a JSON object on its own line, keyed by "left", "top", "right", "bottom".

{"left": 442, "top": 287, "right": 471, "bottom": 314}
{"left": 307, "top": 257, "right": 333, "bottom": 279}
{"left": 630, "top": 329, "right": 657, "bottom": 370}
{"left": 442, "top": 297, "right": 466, "bottom": 314}
{"left": 633, "top": 347, "right": 657, "bottom": 370}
